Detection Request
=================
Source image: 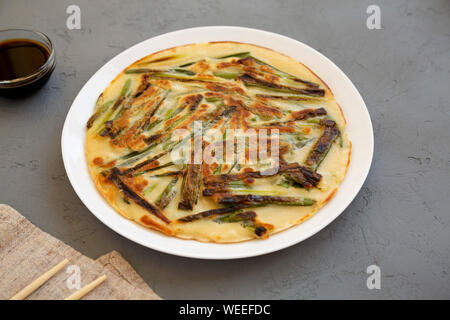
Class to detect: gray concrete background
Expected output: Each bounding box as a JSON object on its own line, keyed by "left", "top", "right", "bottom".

{"left": 1, "top": 0, "right": 449, "bottom": 299}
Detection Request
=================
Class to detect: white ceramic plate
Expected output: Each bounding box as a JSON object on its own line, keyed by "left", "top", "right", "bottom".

{"left": 61, "top": 26, "right": 373, "bottom": 259}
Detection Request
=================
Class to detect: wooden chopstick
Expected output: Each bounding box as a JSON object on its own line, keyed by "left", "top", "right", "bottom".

{"left": 64, "top": 275, "right": 107, "bottom": 300}
{"left": 10, "top": 258, "right": 69, "bottom": 300}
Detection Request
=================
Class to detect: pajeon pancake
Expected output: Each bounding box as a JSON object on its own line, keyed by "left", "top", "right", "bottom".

{"left": 85, "top": 42, "right": 351, "bottom": 243}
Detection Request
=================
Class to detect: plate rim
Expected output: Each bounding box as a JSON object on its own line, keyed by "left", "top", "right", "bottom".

{"left": 61, "top": 26, "right": 374, "bottom": 260}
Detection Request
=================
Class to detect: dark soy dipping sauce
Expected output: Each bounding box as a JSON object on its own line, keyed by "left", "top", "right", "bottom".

{"left": 0, "top": 38, "right": 50, "bottom": 81}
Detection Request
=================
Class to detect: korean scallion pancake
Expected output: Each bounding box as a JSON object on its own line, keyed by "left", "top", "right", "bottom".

{"left": 85, "top": 42, "right": 351, "bottom": 243}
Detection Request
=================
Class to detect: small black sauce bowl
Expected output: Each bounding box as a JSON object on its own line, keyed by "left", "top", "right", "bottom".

{"left": 0, "top": 29, "right": 55, "bottom": 96}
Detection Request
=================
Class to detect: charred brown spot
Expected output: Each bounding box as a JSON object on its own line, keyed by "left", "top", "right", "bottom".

{"left": 240, "top": 73, "right": 325, "bottom": 96}
{"left": 305, "top": 120, "right": 340, "bottom": 168}
{"left": 206, "top": 83, "right": 233, "bottom": 93}
{"left": 281, "top": 161, "right": 322, "bottom": 189}
{"left": 204, "top": 91, "right": 223, "bottom": 99}
{"left": 178, "top": 205, "right": 247, "bottom": 223}
{"left": 203, "top": 162, "right": 321, "bottom": 189}
{"left": 259, "top": 65, "right": 273, "bottom": 73}
{"left": 108, "top": 168, "right": 170, "bottom": 223}
{"left": 210, "top": 162, "right": 219, "bottom": 171}
{"left": 133, "top": 75, "right": 151, "bottom": 98}
{"left": 235, "top": 210, "right": 257, "bottom": 221}
{"left": 144, "top": 133, "right": 163, "bottom": 144}
{"left": 140, "top": 215, "right": 173, "bottom": 235}
{"left": 255, "top": 225, "right": 267, "bottom": 237}
{"left": 203, "top": 187, "right": 229, "bottom": 197}
{"left": 238, "top": 57, "right": 254, "bottom": 66}
{"left": 93, "top": 157, "right": 104, "bottom": 166}
{"left": 217, "top": 60, "right": 241, "bottom": 69}
{"left": 183, "top": 94, "right": 203, "bottom": 111}
{"left": 255, "top": 94, "right": 322, "bottom": 102}
{"left": 244, "top": 178, "right": 255, "bottom": 184}
{"left": 291, "top": 108, "right": 327, "bottom": 120}
{"left": 212, "top": 194, "right": 299, "bottom": 205}
{"left": 248, "top": 102, "right": 283, "bottom": 118}
{"left": 134, "top": 182, "right": 146, "bottom": 192}
{"left": 232, "top": 87, "right": 245, "bottom": 95}
{"left": 178, "top": 152, "right": 203, "bottom": 210}
{"left": 151, "top": 75, "right": 216, "bottom": 85}
{"left": 86, "top": 112, "right": 100, "bottom": 129}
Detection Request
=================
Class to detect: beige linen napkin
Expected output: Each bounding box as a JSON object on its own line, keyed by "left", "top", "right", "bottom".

{"left": 0, "top": 204, "right": 160, "bottom": 300}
